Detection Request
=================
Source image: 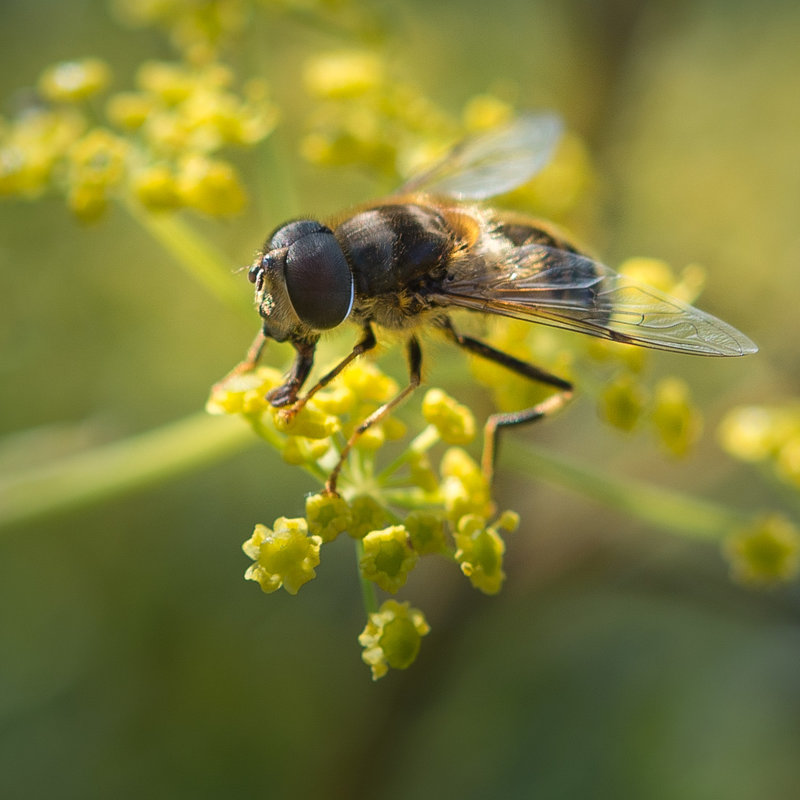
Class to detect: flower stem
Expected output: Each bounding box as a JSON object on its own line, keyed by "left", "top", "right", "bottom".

{"left": 503, "top": 440, "right": 747, "bottom": 539}
{"left": 354, "top": 539, "right": 379, "bottom": 615}
{"left": 0, "top": 413, "right": 255, "bottom": 531}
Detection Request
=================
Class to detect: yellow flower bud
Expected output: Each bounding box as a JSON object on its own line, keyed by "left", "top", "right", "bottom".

{"left": 359, "top": 526, "right": 418, "bottom": 593}
{"left": 421, "top": 388, "right": 476, "bottom": 445}
{"left": 348, "top": 495, "right": 389, "bottom": 539}
{"left": 404, "top": 511, "right": 447, "bottom": 555}
{"left": 358, "top": 600, "right": 430, "bottom": 680}
{"left": 306, "top": 492, "right": 351, "bottom": 543}
{"left": 243, "top": 518, "right": 322, "bottom": 595}
{"left": 453, "top": 514, "right": 506, "bottom": 595}
{"left": 271, "top": 401, "right": 340, "bottom": 440}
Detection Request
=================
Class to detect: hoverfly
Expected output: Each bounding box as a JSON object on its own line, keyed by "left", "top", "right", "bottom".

{"left": 239, "top": 113, "right": 757, "bottom": 493}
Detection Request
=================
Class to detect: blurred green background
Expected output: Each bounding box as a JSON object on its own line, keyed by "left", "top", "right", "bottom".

{"left": 2, "top": 0, "right": 800, "bottom": 798}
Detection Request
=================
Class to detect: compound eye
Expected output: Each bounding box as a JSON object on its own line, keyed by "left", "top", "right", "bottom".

{"left": 284, "top": 231, "right": 353, "bottom": 330}
{"left": 269, "top": 219, "right": 329, "bottom": 250}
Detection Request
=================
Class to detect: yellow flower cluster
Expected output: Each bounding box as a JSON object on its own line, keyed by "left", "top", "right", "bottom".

{"left": 214, "top": 356, "right": 521, "bottom": 677}
{"left": 719, "top": 403, "right": 800, "bottom": 490}
{"left": 111, "top": 0, "right": 250, "bottom": 60}
{"left": 1, "top": 57, "right": 276, "bottom": 221}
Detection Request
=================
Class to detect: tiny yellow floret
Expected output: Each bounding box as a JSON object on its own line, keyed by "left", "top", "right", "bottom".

{"left": 440, "top": 448, "right": 492, "bottom": 522}
{"left": 358, "top": 600, "right": 430, "bottom": 680}
{"left": 359, "top": 525, "right": 418, "bottom": 593}
{"left": 422, "top": 388, "right": 476, "bottom": 445}
{"left": 306, "top": 492, "right": 351, "bottom": 543}
{"left": 348, "top": 495, "right": 389, "bottom": 539}
{"left": 243, "top": 518, "right": 322, "bottom": 595}
{"left": 271, "top": 401, "right": 340, "bottom": 440}
{"left": 404, "top": 511, "right": 447, "bottom": 555}
{"left": 453, "top": 514, "right": 507, "bottom": 595}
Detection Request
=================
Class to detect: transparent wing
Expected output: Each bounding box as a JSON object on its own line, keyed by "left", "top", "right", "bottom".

{"left": 398, "top": 113, "right": 563, "bottom": 200}
{"left": 429, "top": 244, "right": 758, "bottom": 356}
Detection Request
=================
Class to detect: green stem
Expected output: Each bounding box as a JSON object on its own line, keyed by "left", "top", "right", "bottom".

{"left": 122, "top": 199, "right": 251, "bottom": 319}
{"left": 376, "top": 424, "right": 440, "bottom": 483}
{"left": 503, "top": 440, "right": 747, "bottom": 540}
{"left": 354, "top": 539, "right": 379, "bottom": 615}
{"left": 0, "top": 413, "right": 255, "bottom": 530}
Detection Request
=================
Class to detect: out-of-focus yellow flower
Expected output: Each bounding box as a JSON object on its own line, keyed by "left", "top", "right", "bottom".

{"left": 462, "top": 94, "right": 514, "bottom": 131}
{"left": 422, "top": 388, "right": 476, "bottom": 446}
{"left": 68, "top": 128, "right": 129, "bottom": 188}
{"left": 206, "top": 367, "right": 283, "bottom": 415}
{"left": 775, "top": 436, "right": 800, "bottom": 489}
{"left": 453, "top": 514, "right": 507, "bottom": 595}
{"left": 243, "top": 518, "right": 322, "bottom": 595}
{"left": 440, "top": 447, "right": 492, "bottom": 523}
{"left": 39, "top": 59, "right": 112, "bottom": 103}
{"left": 618, "top": 258, "right": 705, "bottom": 306}
{"left": 113, "top": 0, "right": 250, "bottom": 57}
{"left": 106, "top": 91, "right": 157, "bottom": 130}
{"left": 348, "top": 495, "right": 389, "bottom": 539}
{"left": 67, "top": 181, "right": 109, "bottom": 223}
{"left": 502, "top": 132, "right": 592, "bottom": 220}
{"left": 404, "top": 511, "right": 447, "bottom": 555}
{"left": 303, "top": 50, "right": 384, "bottom": 99}
{"left": 131, "top": 163, "right": 181, "bottom": 210}
{"left": 651, "top": 377, "right": 702, "bottom": 457}
{"left": 0, "top": 108, "right": 86, "bottom": 196}
{"left": 600, "top": 373, "right": 647, "bottom": 432}
{"left": 137, "top": 60, "right": 196, "bottom": 105}
{"left": 724, "top": 514, "right": 800, "bottom": 587}
{"left": 339, "top": 360, "right": 399, "bottom": 404}
{"left": 471, "top": 321, "right": 573, "bottom": 413}
{"left": 718, "top": 405, "right": 797, "bottom": 463}
{"left": 359, "top": 525, "right": 418, "bottom": 593}
{"left": 175, "top": 154, "right": 246, "bottom": 215}
{"left": 313, "top": 384, "right": 357, "bottom": 416}
{"left": 358, "top": 599, "right": 430, "bottom": 680}
{"left": 306, "top": 492, "right": 351, "bottom": 543}
{"left": 409, "top": 451, "right": 439, "bottom": 493}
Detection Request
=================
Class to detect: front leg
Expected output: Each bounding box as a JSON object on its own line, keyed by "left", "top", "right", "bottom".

{"left": 267, "top": 338, "right": 317, "bottom": 407}
{"left": 270, "top": 324, "right": 377, "bottom": 415}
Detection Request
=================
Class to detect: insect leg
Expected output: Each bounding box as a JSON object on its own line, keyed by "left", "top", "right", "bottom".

{"left": 272, "top": 324, "right": 377, "bottom": 418}
{"left": 325, "top": 336, "right": 422, "bottom": 495}
{"left": 266, "top": 338, "right": 318, "bottom": 407}
{"left": 442, "top": 318, "right": 573, "bottom": 483}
